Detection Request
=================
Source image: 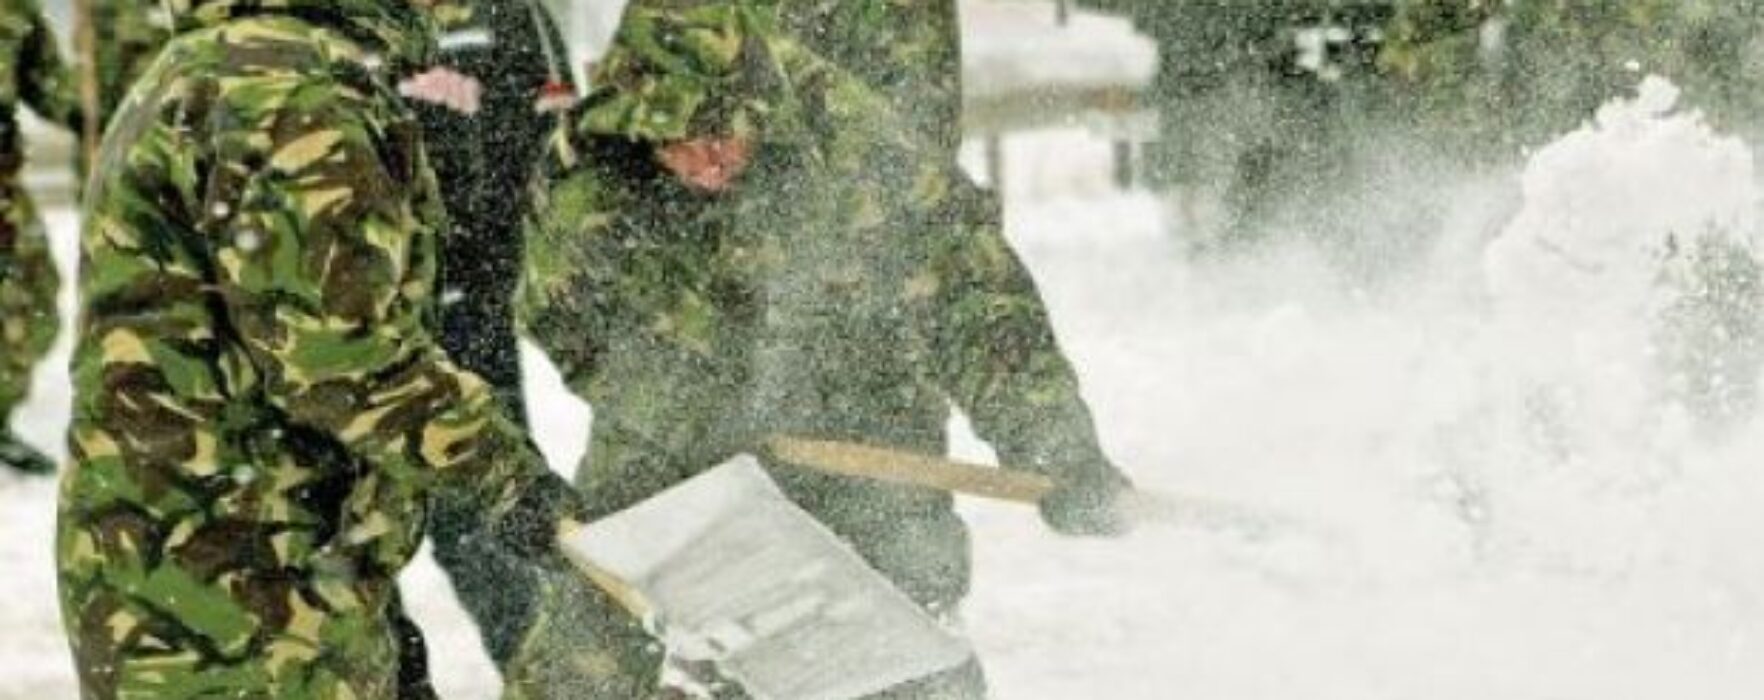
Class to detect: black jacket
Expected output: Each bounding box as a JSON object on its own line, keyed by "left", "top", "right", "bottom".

{"left": 415, "top": 0, "right": 576, "bottom": 417}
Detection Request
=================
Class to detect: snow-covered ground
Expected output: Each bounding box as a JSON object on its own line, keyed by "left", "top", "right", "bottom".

{"left": 9, "top": 101, "right": 1764, "bottom": 699}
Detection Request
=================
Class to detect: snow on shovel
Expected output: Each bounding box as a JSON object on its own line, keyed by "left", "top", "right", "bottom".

{"left": 764, "top": 435, "right": 1304, "bottom": 542}
{"left": 558, "top": 456, "right": 975, "bottom": 700}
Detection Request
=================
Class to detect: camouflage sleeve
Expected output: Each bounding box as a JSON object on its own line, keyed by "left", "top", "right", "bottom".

{"left": 19, "top": 0, "right": 79, "bottom": 129}
{"left": 765, "top": 45, "right": 1121, "bottom": 488}
{"left": 519, "top": 154, "right": 623, "bottom": 393}
{"left": 519, "top": 137, "right": 703, "bottom": 395}
{"left": 213, "top": 87, "right": 576, "bottom": 557}
{"left": 920, "top": 178, "right": 1125, "bottom": 488}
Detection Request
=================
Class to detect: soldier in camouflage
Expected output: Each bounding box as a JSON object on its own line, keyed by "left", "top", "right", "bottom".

{"left": 0, "top": 0, "right": 80, "bottom": 475}
{"left": 54, "top": 0, "right": 610, "bottom": 696}
{"left": 510, "top": 1, "right": 1134, "bottom": 697}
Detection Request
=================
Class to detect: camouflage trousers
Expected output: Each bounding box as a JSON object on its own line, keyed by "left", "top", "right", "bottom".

{"left": 0, "top": 187, "right": 59, "bottom": 421}
{"left": 57, "top": 533, "right": 441, "bottom": 699}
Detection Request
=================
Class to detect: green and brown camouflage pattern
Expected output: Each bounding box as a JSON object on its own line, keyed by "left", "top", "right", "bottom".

{"left": 55, "top": 1, "right": 586, "bottom": 697}
{"left": 0, "top": 0, "right": 77, "bottom": 445}
{"left": 0, "top": 186, "right": 57, "bottom": 429}
{"left": 515, "top": 1, "right": 1126, "bottom": 695}
{"left": 778, "top": 0, "right": 964, "bottom": 155}
{"left": 578, "top": 0, "right": 961, "bottom": 154}
{"left": 87, "top": 0, "right": 174, "bottom": 139}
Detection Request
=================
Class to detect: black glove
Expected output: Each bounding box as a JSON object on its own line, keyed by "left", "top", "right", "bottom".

{"left": 490, "top": 471, "right": 588, "bottom": 562}
{"left": 1040, "top": 467, "right": 1135, "bottom": 538}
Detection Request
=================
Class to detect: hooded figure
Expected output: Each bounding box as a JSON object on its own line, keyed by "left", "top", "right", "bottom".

{"left": 510, "top": 1, "right": 1133, "bottom": 696}
{"left": 55, "top": 1, "right": 599, "bottom": 696}
{"left": 0, "top": 0, "right": 80, "bottom": 475}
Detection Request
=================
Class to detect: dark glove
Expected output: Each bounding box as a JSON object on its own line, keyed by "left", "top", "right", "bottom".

{"left": 0, "top": 432, "right": 55, "bottom": 476}
{"left": 490, "top": 471, "right": 588, "bottom": 562}
{"left": 1040, "top": 467, "right": 1135, "bottom": 538}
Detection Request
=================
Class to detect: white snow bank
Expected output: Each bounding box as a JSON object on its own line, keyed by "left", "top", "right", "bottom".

{"left": 1481, "top": 76, "right": 1758, "bottom": 441}
{"left": 1486, "top": 76, "right": 1757, "bottom": 334}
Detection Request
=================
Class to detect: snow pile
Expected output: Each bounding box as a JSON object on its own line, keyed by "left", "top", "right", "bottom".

{"left": 1482, "top": 76, "right": 1761, "bottom": 449}
{"left": 1428, "top": 75, "right": 1764, "bottom": 615}
{"left": 1486, "top": 76, "right": 1756, "bottom": 336}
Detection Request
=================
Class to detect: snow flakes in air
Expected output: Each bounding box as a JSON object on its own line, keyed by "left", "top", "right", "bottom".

{"left": 234, "top": 228, "right": 264, "bottom": 253}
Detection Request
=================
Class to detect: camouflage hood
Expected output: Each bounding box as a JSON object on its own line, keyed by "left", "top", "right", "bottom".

{"left": 579, "top": 0, "right": 815, "bottom": 144}
{"left": 163, "top": 0, "right": 432, "bottom": 61}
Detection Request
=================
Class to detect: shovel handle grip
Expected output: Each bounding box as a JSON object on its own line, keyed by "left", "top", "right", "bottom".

{"left": 557, "top": 521, "right": 654, "bottom": 618}
{"left": 766, "top": 436, "right": 1056, "bottom": 505}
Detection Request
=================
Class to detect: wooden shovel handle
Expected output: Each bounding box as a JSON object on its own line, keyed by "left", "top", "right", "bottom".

{"left": 765, "top": 436, "right": 1056, "bottom": 505}
{"left": 73, "top": 0, "right": 101, "bottom": 171}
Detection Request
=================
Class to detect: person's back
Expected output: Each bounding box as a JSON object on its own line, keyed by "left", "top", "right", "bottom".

{"left": 58, "top": 2, "right": 590, "bottom": 696}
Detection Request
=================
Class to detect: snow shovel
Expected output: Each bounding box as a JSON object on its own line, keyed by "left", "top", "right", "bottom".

{"left": 557, "top": 456, "right": 975, "bottom": 700}
{"left": 764, "top": 435, "right": 1307, "bottom": 541}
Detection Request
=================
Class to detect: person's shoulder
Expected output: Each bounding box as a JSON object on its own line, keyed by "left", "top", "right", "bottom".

{"left": 186, "top": 21, "right": 407, "bottom": 127}
{"left": 189, "top": 17, "right": 398, "bottom": 94}
{"left": 140, "top": 22, "right": 419, "bottom": 192}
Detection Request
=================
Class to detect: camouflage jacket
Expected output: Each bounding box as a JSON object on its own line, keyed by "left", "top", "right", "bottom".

{"left": 0, "top": 0, "right": 78, "bottom": 178}
{"left": 89, "top": 0, "right": 174, "bottom": 136}
{"left": 528, "top": 1, "right": 1122, "bottom": 603}
{"left": 58, "top": 1, "right": 581, "bottom": 696}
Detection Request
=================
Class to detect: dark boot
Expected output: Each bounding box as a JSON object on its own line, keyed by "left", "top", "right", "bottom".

{"left": 0, "top": 430, "right": 53, "bottom": 475}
